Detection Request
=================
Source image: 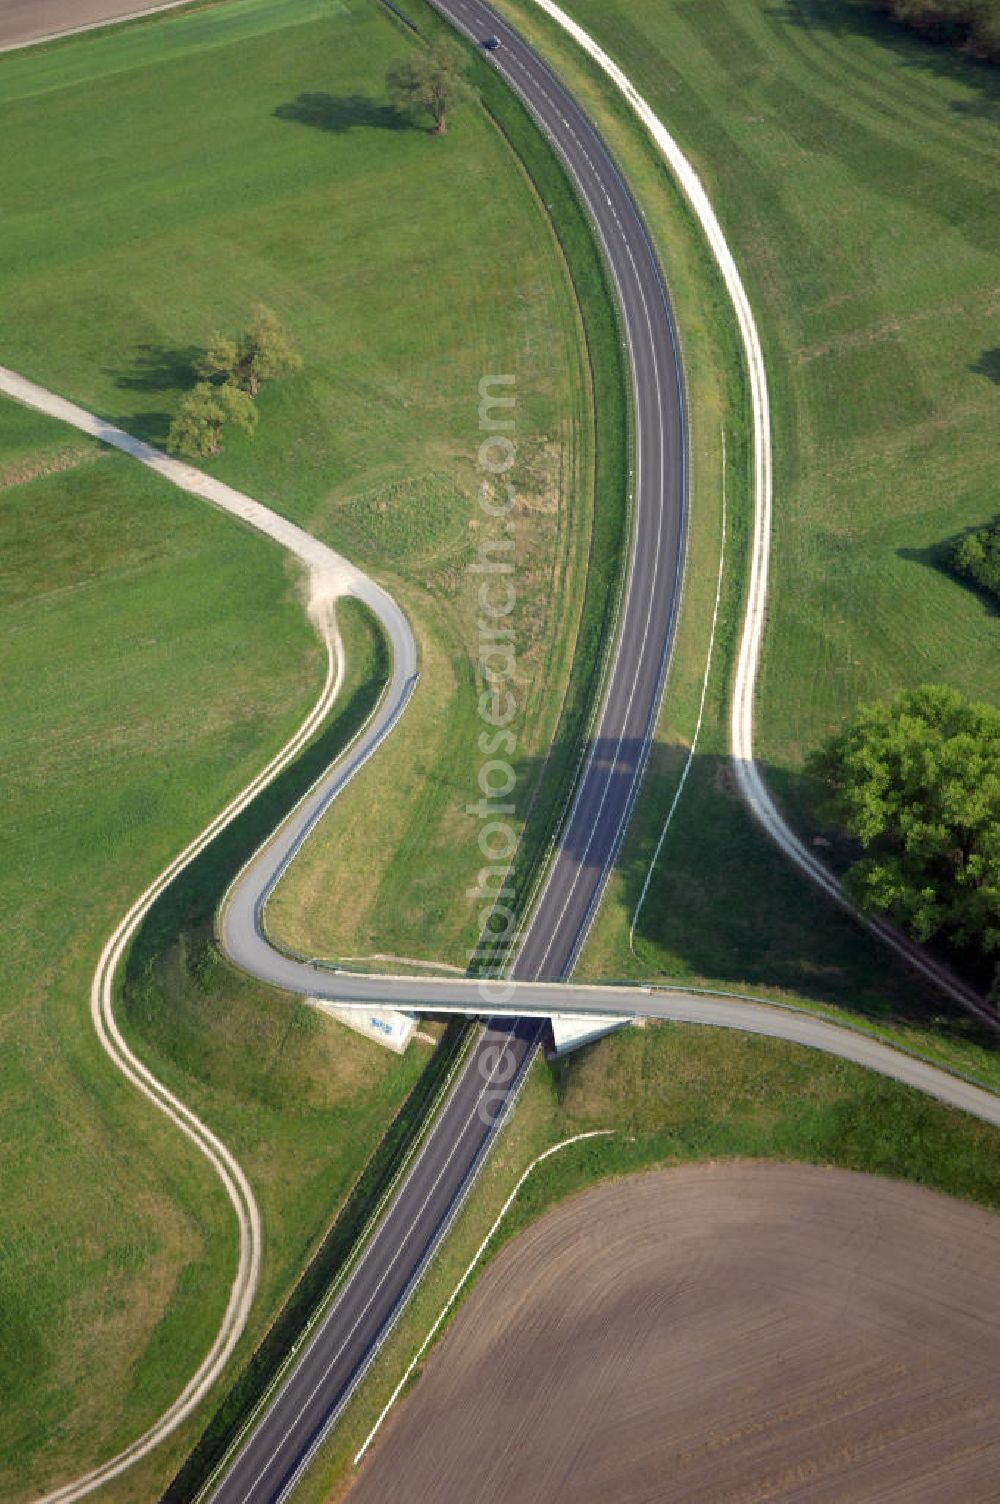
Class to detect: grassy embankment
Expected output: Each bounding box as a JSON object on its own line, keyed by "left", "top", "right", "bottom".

{"left": 287, "top": 1018, "right": 1000, "bottom": 1502}
{"left": 484, "top": 0, "right": 1000, "bottom": 1049}
{"left": 0, "top": 0, "right": 598, "bottom": 1493}
{"left": 263, "top": 10, "right": 1000, "bottom": 1494}
{"left": 0, "top": 400, "right": 424, "bottom": 1500}
{"left": 266, "top": 0, "right": 629, "bottom": 974}
{"left": 3, "top": 0, "right": 597, "bottom": 971}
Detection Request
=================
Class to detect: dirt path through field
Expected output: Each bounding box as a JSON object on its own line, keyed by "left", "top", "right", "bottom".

{"left": 349, "top": 1162, "right": 1000, "bottom": 1503}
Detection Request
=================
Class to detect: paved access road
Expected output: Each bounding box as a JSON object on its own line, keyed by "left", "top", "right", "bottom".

{"left": 220, "top": 0, "right": 685, "bottom": 996}
{"left": 206, "top": 1016, "right": 546, "bottom": 1504}
{"left": 6, "top": 5, "right": 992, "bottom": 1504}
{"left": 209, "top": 0, "right": 686, "bottom": 1498}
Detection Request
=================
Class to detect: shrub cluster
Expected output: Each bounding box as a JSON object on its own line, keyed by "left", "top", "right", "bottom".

{"left": 167, "top": 305, "right": 301, "bottom": 459}
{"left": 871, "top": 0, "right": 1000, "bottom": 61}
{"left": 947, "top": 518, "right": 1000, "bottom": 602}
{"left": 810, "top": 685, "right": 1000, "bottom": 994}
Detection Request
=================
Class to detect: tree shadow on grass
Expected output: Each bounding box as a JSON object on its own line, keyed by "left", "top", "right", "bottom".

{"left": 515, "top": 733, "right": 998, "bottom": 1045}
{"left": 972, "top": 347, "right": 1000, "bottom": 384}
{"left": 109, "top": 408, "right": 174, "bottom": 445}
{"left": 107, "top": 342, "right": 203, "bottom": 394}
{"left": 768, "top": 0, "right": 1000, "bottom": 104}
{"left": 273, "top": 92, "right": 406, "bottom": 133}
{"left": 952, "top": 95, "right": 1000, "bottom": 120}
{"left": 104, "top": 342, "right": 207, "bottom": 446}
{"left": 897, "top": 526, "right": 1000, "bottom": 618}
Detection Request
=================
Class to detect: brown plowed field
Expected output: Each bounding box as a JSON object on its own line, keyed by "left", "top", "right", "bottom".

{"left": 0, "top": 0, "right": 192, "bottom": 50}
{"left": 348, "top": 1162, "right": 1000, "bottom": 1503}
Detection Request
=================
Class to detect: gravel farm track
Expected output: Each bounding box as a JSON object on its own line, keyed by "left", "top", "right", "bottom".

{"left": 348, "top": 1162, "right": 1000, "bottom": 1504}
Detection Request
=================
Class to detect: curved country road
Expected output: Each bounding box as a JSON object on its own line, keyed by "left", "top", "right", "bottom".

{"left": 209, "top": 0, "right": 688, "bottom": 1497}
{"left": 521, "top": 0, "right": 998, "bottom": 1032}
{"left": 206, "top": 2, "right": 996, "bottom": 1502}
{"left": 1, "top": 1, "right": 995, "bottom": 1502}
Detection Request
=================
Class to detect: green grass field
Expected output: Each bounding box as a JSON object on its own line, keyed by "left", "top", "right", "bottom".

{"left": 0, "top": 0, "right": 598, "bottom": 1491}
{"left": 0, "top": 0, "right": 600, "bottom": 971}
{"left": 524, "top": 0, "right": 1000, "bottom": 751}
{"left": 481, "top": 0, "right": 1000, "bottom": 1042}
{"left": 0, "top": 399, "right": 304, "bottom": 1493}
{"left": 263, "top": 0, "right": 632, "bottom": 972}
{"left": 6, "top": 0, "right": 997, "bottom": 1491}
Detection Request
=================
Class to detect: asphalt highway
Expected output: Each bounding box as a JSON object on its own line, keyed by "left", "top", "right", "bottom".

{"left": 208, "top": 1013, "right": 546, "bottom": 1504}
{"left": 219, "top": 0, "right": 685, "bottom": 996}
{"left": 3, "top": 6, "right": 995, "bottom": 1504}
{"left": 209, "top": 1, "right": 687, "bottom": 1499}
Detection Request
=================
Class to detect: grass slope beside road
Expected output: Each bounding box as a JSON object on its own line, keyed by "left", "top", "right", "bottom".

{"left": 265, "top": 0, "right": 629, "bottom": 973}
{"left": 485, "top": 0, "right": 1000, "bottom": 1042}
{"left": 540, "top": 0, "right": 1000, "bottom": 752}
{"left": 0, "top": 405, "right": 433, "bottom": 1503}
{"left": 0, "top": 407, "right": 301, "bottom": 1495}
{"left": 0, "top": 0, "right": 599, "bottom": 973}
{"left": 0, "top": 0, "right": 600, "bottom": 1490}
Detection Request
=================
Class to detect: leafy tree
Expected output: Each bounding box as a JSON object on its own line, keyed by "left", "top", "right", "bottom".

{"left": 947, "top": 518, "right": 1000, "bottom": 602}
{"left": 387, "top": 40, "right": 474, "bottom": 135}
{"left": 809, "top": 685, "right": 1000, "bottom": 977}
{"left": 197, "top": 332, "right": 242, "bottom": 390}
{"left": 868, "top": 0, "right": 1000, "bottom": 60}
{"left": 197, "top": 305, "right": 302, "bottom": 396}
{"left": 166, "top": 381, "right": 258, "bottom": 459}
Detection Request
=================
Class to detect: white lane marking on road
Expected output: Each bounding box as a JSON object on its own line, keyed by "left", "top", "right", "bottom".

{"left": 484, "top": 37, "right": 689, "bottom": 977}
{"left": 526, "top": 206, "right": 668, "bottom": 979}
{"left": 488, "top": 41, "right": 662, "bottom": 981}
{"left": 222, "top": 1019, "right": 536, "bottom": 1504}
{"left": 267, "top": 1018, "right": 546, "bottom": 1504}
{"left": 267, "top": 1017, "right": 548, "bottom": 1504}
{"left": 629, "top": 425, "right": 728, "bottom": 951}
{"left": 352, "top": 1128, "right": 616, "bottom": 1467}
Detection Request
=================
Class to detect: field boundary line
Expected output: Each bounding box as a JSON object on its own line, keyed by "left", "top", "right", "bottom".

{"left": 352, "top": 1128, "right": 615, "bottom": 1466}
{"left": 0, "top": 0, "right": 234, "bottom": 55}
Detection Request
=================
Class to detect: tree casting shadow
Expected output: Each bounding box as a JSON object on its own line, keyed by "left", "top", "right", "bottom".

{"left": 104, "top": 341, "right": 207, "bottom": 446}
{"left": 897, "top": 525, "right": 1000, "bottom": 618}
{"left": 503, "top": 735, "right": 996, "bottom": 1043}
